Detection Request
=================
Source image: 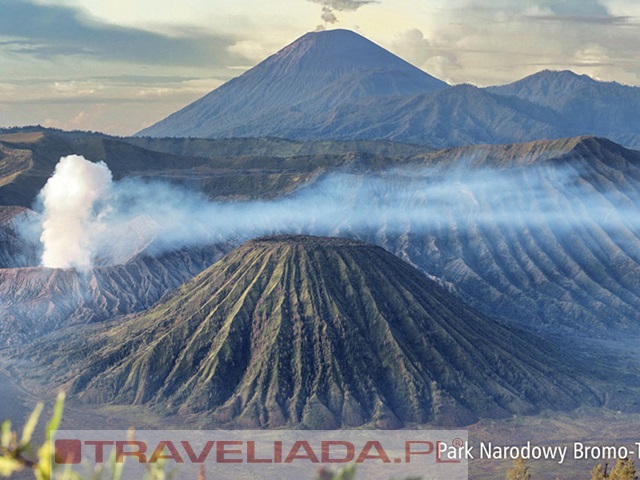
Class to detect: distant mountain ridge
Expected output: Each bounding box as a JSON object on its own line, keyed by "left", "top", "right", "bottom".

{"left": 488, "top": 70, "right": 640, "bottom": 148}
{"left": 137, "top": 30, "right": 640, "bottom": 150}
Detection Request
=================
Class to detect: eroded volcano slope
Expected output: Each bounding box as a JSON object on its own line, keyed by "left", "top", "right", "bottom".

{"left": 32, "top": 236, "right": 609, "bottom": 428}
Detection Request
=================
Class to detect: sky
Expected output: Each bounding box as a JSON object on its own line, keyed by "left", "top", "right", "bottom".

{"left": 0, "top": 0, "right": 639, "bottom": 136}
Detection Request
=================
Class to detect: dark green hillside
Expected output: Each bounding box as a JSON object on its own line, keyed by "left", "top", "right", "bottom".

{"left": 0, "top": 128, "right": 430, "bottom": 206}
{"left": 124, "top": 136, "right": 429, "bottom": 159}
{"left": 31, "top": 236, "right": 607, "bottom": 428}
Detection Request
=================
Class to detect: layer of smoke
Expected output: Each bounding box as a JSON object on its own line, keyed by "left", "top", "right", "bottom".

{"left": 31, "top": 154, "right": 640, "bottom": 271}
{"left": 39, "top": 155, "right": 112, "bottom": 270}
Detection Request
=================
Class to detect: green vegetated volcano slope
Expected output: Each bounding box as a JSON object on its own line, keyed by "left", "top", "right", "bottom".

{"left": 39, "top": 236, "right": 609, "bottom": 428}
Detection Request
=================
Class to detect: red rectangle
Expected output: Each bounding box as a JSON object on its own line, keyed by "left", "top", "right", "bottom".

{"left": 55, "top": 439, "right": 82, "bottom": 464}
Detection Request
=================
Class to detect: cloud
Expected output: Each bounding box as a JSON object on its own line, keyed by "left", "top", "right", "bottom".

{"left": 534, "top": 0, "right": 610, "bottom": 16}
{"left": 384, "top": 0, "right": 640, "bottom": 86}
{"left": 391, "top": 29, "right": 459, "bottom": 82}
{"left": 526, "top": 14, "right": 633, "bottom": 24}
{"left": 0, "top": 0, "right": 247, "bottom": 67}
{"left": 471, "top": 0, "right": 635, "bottom": 25}
{"left": 0, "top": 72, "right": 228, "bottom": 135}
{"left": 228, "top": 40, "right": 276, "bottom": 64}
{"left": 43, "top": 106, "right": 106, "bottom": 131}
{"left": 92, "top": 75, "right": 201, "bottom": 85}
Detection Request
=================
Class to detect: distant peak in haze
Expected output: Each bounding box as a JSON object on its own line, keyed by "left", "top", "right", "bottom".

{"left": 136, "top": 28, "right": 448, "bottom": 139}
{"left": 248, "top": 28, "right": 448, "bottom": 89}
{"left": 518, "top": 69, "right": 599, "bottom": 85}
{"left": 487, "top": 69, "right": 640, "bottom": 143}
{"left": 491, "top": 69, "right": 634, "bottom": 93}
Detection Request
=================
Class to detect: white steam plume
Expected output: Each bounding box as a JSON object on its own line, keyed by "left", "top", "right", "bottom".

{"left": 31, "top": 154, "right": 640, "bottom": 271}
{"left": 39, "top": 155, "right": 112, "bottom": 270}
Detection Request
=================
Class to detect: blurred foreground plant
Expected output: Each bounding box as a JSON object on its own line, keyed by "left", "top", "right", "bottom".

{"left": 0, "top": 394, "right": 172, "bottom": 480}
{"left": 591, "top": 458, "right": 637, "bottom": 480}
{"left": 0, "top": 392, "right": 64, "bottom": 479}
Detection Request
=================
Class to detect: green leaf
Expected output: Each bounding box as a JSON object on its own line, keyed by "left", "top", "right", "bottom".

{"left": 20, "top": 403, "right": 44, "bottom": 447}
{"left": 46, "top": 392, "right": 65, "bottom": 441}
{"left": 36, "top": 442, "right": 52, "bottom": 480}
{"left": 60, "top": 463, "right": 82, "bottom": 480}
{"left": 335, "top": 464, "right": 357, "bottom": 480}
{"left": 0, "top": 456, "right": 23, "bottom": 476}
{"left": 0, "top": 421, "right": 11, "bottom": 449}
{"left": 111, "top": 457, "right": 124, "bottom": 480}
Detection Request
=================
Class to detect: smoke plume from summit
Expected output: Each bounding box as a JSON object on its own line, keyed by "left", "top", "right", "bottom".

{"left": 309, "top": 0, "right": 377, "bottom": 26}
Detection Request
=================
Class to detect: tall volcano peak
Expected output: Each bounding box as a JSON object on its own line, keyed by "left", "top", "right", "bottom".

{"left": 267, "top": 28, "right": 432, "bottom": 72}
{"left": 136, "top": 29, "right": 448, "bottom": 139}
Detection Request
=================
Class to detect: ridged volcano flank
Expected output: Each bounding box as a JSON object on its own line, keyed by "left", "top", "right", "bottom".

{"left": 66, "top": 235, "right": 600, "bottom": 428}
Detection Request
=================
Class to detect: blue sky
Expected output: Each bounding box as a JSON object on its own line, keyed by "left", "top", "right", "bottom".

{"left": 1, "top": 0, "right": 639, "bottom": 135}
